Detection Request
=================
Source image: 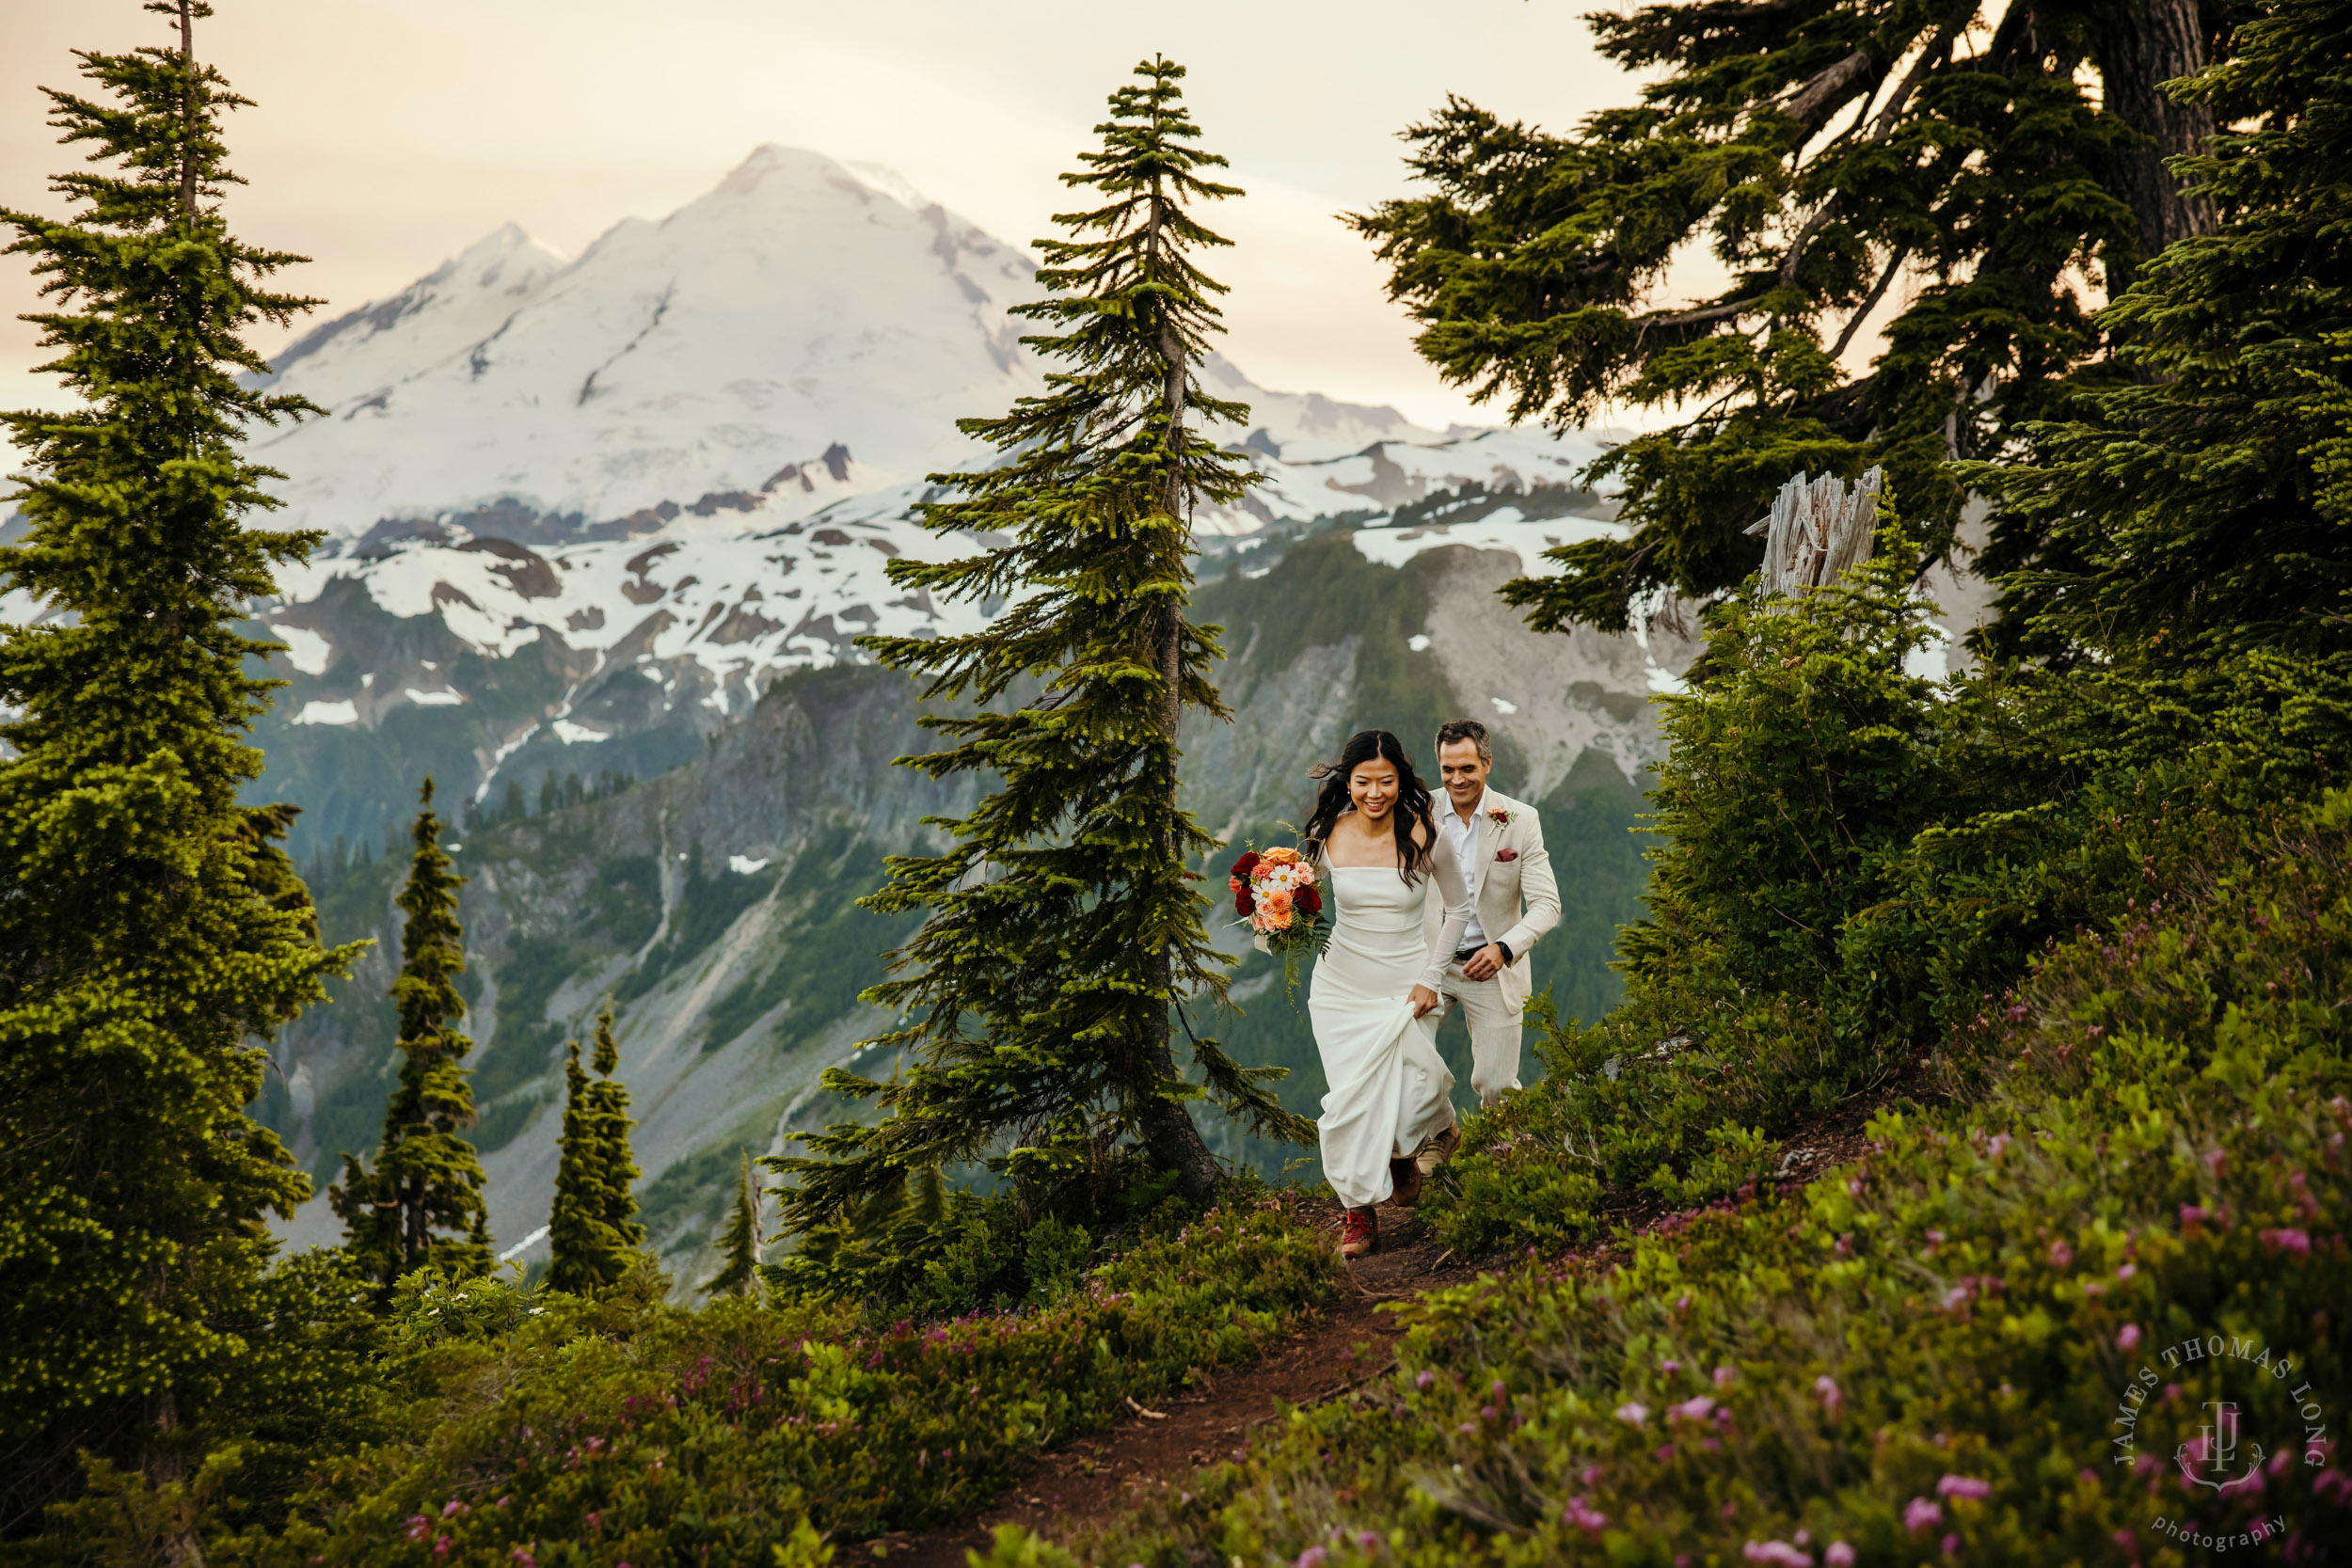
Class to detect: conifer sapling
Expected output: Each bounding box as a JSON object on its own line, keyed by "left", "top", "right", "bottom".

{"left": 704, "top": 1150, "right": 764, "bottom": 1299}
{"left": 329, "top": 780, "right": 492, "bottom": 1293}
{"left": 548, "top": 1001, "right": 644, "bottom": 1294}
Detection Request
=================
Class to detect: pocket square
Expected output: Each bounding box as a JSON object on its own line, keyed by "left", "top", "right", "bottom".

{"left": 1494, "top": 848, "right": 1518, "bottom": 863}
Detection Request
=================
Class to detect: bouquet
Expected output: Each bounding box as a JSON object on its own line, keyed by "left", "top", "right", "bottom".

{"left": 1229, "top": 845, "right": 1328, "bottom": 977}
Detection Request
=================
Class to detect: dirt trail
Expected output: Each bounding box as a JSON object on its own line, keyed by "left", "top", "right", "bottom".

{"left": 875, "top": 1094, "right": 1890, "bottom": 1566}
{"left": 876, "top": 1197, "right": 1476, "bottom": 1567}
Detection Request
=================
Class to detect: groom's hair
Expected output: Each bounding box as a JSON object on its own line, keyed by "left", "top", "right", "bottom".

{"left": 1436, "top": 719, "right": 1492, "bottom": 764}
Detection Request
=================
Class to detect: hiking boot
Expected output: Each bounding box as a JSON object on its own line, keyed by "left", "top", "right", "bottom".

{"left": 1339, "top": 1206, "right": 1377, "bottom": 1259}
{"left": 1416, "top": 1121, "right": 1462, "bottom": 1180}
{"left": 1388, "top": 1154, "right": 1423, "bottom": 1209}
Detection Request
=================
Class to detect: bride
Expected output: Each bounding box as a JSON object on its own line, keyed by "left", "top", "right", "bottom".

{"left": 1300, "top": 729, "right": 1473, "bottom": 1259}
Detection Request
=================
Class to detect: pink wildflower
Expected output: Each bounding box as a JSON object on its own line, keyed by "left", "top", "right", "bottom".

{"left": 2261, "top": 1227, "right": 2312, "bottom": 1255}
{"left": 2048, "top": 1240, "right": 2074, "bottom": 1268}
{"left": 1615, "top": 1402, "right": 1649, "bottom": 1426}
{"left": 1825, "top": 1544, "right": 1855, "bottom": 1567}
{"left": 1814, "top": 1375, "right": 1842, "bottom": 1413}
{"left": 1673, "top": 1396, "right": 1716, "bottom": 1422}
{"left": 1715, "top": 1366, "right": 1738, "bottom": 1389}
{"left": 1741, "top": 1542, "right": 1812, "bottom": 1566}
{"left": 1903, "top": 1497, "right": 1943, "bottom": 1533}
{"left": 1936, "top": 1475, "right": 1992, "bottom": 1500}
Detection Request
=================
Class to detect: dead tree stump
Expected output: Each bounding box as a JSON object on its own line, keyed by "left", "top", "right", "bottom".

{"left": 1745, "top": 467, "right": 1883, "bottom": 598}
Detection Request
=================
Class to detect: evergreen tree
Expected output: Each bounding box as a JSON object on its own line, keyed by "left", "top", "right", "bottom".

{"left": 703, "top": 1150, "right": 763, "bottom": 1299}
{"left": 1971, "top": 0, "right": 2352, "bottom": 659}
{"left": 329, "top": 781, "right": 491, "bottom": 1292}
{"left": 777, "top": 56, "right": 1309, "bottom": 1243}
{"left": 547, "top": 1002, "right": 643, "bottom": 1294}
{"left": 0, "top": 0, "right": 354, "bottom": 1523}
{"left": 1348, "top": 0, "right": 2235, "bottom": 634}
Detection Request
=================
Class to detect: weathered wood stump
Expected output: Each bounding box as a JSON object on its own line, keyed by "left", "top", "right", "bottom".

{"left": 1744, "top": 467, "right": 1883, "bottom": 597}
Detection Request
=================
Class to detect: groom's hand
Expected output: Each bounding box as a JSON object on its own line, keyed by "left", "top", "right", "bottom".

{"left": 1410, "top": 984, "right": 1440, "bottom": 1018}
{"left": 1462, "top": 942, "right": 1506, "bottom": 981}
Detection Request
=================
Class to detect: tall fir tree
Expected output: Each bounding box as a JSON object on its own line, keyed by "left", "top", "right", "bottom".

{"left": 547, "top": 1002, "right": 643, "bottom": 1294}
{"left": 0, "top": 0, "right": 355, "bottom": 1528}
{"left": 1347, "top": 0, "right": 2237, "bottom": 637}
{"left": 1969, "top": 0, "right": 2352, "bottom": 660}
{"left": 776, "top": 56, "right": 1309, "bottom": 1245}
{"left": 702, "top": 1149, "right": 764, "bottom": 1299}
{"left": 329, "top": 781, "right": 491, "bottom": 1292}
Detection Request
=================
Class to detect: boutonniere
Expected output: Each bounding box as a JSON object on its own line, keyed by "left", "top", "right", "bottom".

{"left": 1486, "top": 807, "right": 1511, "bottom": 828}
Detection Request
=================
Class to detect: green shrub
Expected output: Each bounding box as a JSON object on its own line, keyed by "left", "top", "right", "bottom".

{"left": 239, "top": 1193, "right": 1337, "bottom": 1565}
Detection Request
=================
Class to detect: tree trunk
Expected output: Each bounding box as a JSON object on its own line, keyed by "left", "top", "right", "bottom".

{"left": 2091, "top": 0, "right": 2217, "bottom": 296}
{"left": 149, "top": 1387, "right": 207, "bottom": 1568}
{"left": 177, "top": 1, "right": 198, "bottom": 220}
{"left": 1133, "top": 169, "right": 1222, "bottom": 1205}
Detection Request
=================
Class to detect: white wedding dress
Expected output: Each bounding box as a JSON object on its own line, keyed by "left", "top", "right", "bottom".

{"left": 1310, "top": 847, "right": 1473, "bottom": 1209}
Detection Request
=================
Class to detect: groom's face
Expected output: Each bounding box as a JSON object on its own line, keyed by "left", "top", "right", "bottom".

{"left": 1438, "top": 739, "right": 1489, "bottom": 810}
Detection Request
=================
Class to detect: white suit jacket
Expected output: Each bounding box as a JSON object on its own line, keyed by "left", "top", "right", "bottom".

{"left": 1422, "top": 786, "right": 1561, "bottom": 1014}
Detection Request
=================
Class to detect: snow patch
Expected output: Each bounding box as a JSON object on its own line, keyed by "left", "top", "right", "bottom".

{"left": 290, "top": 699, "right": 358, "bottom": 726}
{"left": 269, "top": 624, "right": 333, "bottom": 675}
{"left": 727, "top": 854, "right": 771, "bottom": 876}
{"left": 404, "top": 687, "right": 464, "bottom": 706}
{"left": 1351, "top": 511, "right": 1624, "bottom": 575}
{"left": 552, "top": 719, "right": 609, "bottom": 744}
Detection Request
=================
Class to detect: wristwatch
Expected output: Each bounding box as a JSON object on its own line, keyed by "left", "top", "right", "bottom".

{"left": 1494, "top": 941, "right": 1514, "bottom": 964}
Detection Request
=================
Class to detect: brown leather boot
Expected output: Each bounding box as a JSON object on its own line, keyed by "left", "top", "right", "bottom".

{"left": 1416, "top": 1121, "right": 1462, "bottom": 1180}
{"left": 1339, "top": 1206, "right": 1377, "bottom": 1259}
{"left": 1388, "top": 1153, "right": 1423, "bottom": 1209}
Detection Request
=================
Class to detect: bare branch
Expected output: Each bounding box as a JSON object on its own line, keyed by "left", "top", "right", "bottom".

{"left": 1783, "top": 47, "right": 1878, "bottom": 131}
{"left": 1830, "top": 245, "right": 1910, "bottom": 360}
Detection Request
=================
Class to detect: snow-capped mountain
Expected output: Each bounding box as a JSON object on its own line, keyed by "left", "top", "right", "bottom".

{"left": 251, "top": 146, "right": 1046, "bottom": 543}
{"left": 249, "top": 145, "right": 1611, "bottom": 550}
{"left": 218, "top": 145, "right": 1633, "bottom": 853}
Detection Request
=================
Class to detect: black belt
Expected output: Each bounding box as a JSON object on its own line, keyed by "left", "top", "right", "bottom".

{"left": 1452, "top": 942, "right": 1514, "bottom": 964}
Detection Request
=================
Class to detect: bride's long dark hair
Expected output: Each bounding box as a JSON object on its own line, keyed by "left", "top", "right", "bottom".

{"left": 1303, "top": 729, "right": 1437, "bottom": 884}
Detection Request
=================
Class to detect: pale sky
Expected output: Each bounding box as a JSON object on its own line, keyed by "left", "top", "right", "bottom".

{"left": 1, "top": 0, "right": 1649, "bottom": 429}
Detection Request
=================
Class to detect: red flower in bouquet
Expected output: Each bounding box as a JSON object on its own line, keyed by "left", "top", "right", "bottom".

{"left": 1295, "top": 886, "right": 1322, "bottom": 917}
{"left": 1229, "top": 848, "right": 1265, "bottom": 914}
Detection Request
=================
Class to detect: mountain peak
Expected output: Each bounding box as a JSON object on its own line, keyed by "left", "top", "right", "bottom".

{"left": 714, "top": 144, "right": 874, "bottom": 203}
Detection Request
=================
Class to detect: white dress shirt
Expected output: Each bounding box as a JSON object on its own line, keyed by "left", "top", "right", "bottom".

{"left": 1438, "top": 788, "right": 1489, "bottom": 952}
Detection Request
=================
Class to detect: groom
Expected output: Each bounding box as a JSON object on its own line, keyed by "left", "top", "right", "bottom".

{"left": 1423, "top": 719, "right": 1560, "bottom": 1129}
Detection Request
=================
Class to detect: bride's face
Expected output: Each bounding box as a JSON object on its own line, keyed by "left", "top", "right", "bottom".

{"left": 1349, "top": 757, "right": 1400, "bottom": 821}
